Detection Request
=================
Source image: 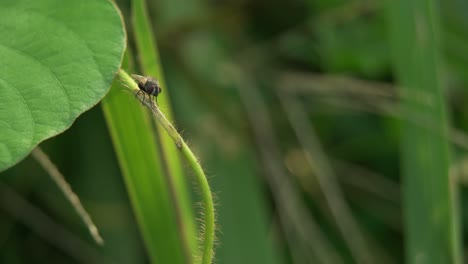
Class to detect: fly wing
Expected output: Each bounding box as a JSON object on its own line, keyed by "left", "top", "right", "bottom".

{"left": 131, "top": 74, "right": 148, "bottom": 86}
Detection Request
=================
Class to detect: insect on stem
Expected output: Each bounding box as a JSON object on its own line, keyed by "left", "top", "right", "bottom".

{"left": 131, "top": 74, "right": 162, "bottom": 108}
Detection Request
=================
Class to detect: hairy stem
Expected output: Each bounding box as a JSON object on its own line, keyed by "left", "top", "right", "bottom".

{"left": 117, "top": 69, "right": 215, "bottom": 264}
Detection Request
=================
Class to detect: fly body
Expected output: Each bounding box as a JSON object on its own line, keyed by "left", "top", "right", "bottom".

{"left": 131, "top": 74, "right": 162, "bottom": 106}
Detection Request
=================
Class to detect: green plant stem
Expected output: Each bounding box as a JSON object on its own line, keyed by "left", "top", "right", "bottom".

{"left": 118, "top": 69, "right": 215, "bottom": 264}
{"left": 130, "top": 0, "right": 196, "bottom": 260}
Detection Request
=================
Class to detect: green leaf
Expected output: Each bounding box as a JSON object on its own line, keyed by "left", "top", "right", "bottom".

{"left": 0, "top": 0, "right": 125, "bottom": 171}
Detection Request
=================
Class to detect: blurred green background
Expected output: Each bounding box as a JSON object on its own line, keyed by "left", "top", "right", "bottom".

{"left": 2, "top": 0, "right": 468, "bottom": 263}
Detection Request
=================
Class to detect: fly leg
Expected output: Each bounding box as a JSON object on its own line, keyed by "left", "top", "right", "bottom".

{"left": 149, "top": 96, "right": 155, "bottom": 109}
{"left": 135, "top": 90, "right": 145, "bottom": 105}
{"left": 134, "top": 90, "right": 139, "bottom": 100}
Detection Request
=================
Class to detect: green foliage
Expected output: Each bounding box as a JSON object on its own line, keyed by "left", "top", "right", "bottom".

{"left": 0, "top": 0, "right": 125, "bottom": 171}
{"left": 3, "top": 0, "right": 468, "bottom": 263}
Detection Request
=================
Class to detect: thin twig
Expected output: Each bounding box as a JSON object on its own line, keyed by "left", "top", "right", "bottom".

{"left": 224, "top": 64, "right": 344, "bottom": 264}
{"left": 31, "top": 147, "right": 103, "bottom": 245}
{"left": 0, "top": 182, "right": 108, "bottom": 263}
{"left": 279, "top": 93, "right": 376, "bottom": 264}
{"left": 278, "top": 71, "right": 468, "bottom": 151}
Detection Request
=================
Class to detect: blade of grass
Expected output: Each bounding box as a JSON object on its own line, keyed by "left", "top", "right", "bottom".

{"left": 386, "top": 1, "right": 461, "bottom": 263}
{"left": 118, "top": 69, "right": 215, "bottom": 264}
{"left": 101, "top": 53, "right": 188, "bottom": 264}
{"left": 131, "top": 0, "right": 196, "bottom": 258}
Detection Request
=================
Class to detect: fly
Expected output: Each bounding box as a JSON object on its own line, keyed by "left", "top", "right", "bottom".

{"left": 131, "top": 74, "right": 162, "bottom": 107}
